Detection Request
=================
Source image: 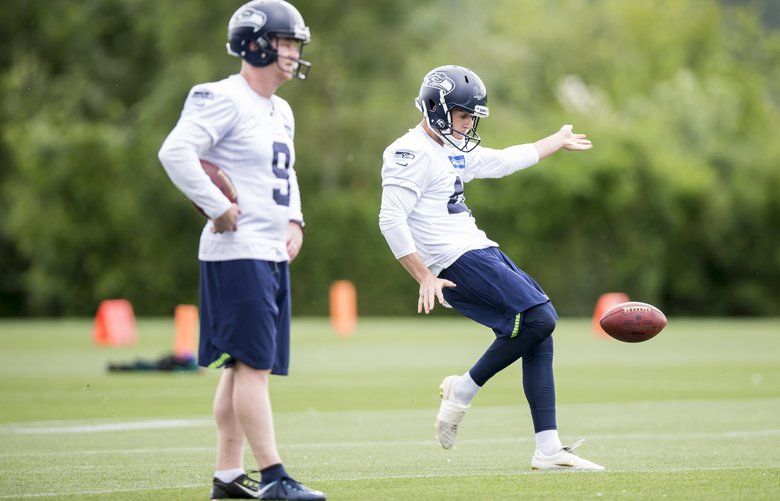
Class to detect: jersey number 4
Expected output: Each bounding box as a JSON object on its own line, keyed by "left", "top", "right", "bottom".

{"left": 272, "top": 141, "right": 291, "bottom": 206}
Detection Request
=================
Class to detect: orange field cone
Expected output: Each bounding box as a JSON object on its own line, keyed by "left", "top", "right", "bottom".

{"left": 173, "top": 304, "right": 199, "bottom": 359}
{"left": 93, "top": 299, "right": 138, "bottom": 346}
{"left": 329, "top": 280, "right": 357, "bottom": 336}
{"left": 593, "top": 292, "right": 630, "bottom": 338}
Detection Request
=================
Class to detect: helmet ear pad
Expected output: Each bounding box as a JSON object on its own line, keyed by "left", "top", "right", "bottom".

{"left": 249, "top": 37, "right": 275, "bottom": 65}
{"left": 241, "top": 35, "right": 277, "bottom": 67}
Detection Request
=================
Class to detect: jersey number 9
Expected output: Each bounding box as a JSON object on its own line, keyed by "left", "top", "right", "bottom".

{"left": 272, "top": 141, "right": 291, "bottom": 207}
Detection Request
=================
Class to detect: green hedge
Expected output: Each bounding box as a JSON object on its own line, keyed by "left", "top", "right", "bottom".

{"left": 1, "top": 0, "right": 778, "bottom": 316}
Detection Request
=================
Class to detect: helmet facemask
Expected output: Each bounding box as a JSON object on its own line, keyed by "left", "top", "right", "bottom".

{"left": 439, "top": 105, "right": 488, "bottom": 153}
{"left": 256, "top": 35, "right": 311, "bottom": 80}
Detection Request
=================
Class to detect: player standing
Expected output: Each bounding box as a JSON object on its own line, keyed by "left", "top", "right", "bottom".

{"left": 158, "top": 1, "right": 326, "bottom": 499}
{"left": 379, "top": 65, "right": 604, "bottom": 471}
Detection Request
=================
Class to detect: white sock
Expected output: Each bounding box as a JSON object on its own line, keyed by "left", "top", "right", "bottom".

{"left": 453, "top": 372, "right": 480, "bottom": 405}
{"left": 535, "top": 429, "right": 563, "bottom": 455}
{"left": 214, "top": 467, "right": 245, "bottom": 483}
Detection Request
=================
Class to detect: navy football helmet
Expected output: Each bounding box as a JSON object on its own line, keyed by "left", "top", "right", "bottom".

{"left": 415, "top": 65, "right": 489, "bottom": 152}
{"left": 226, "top": 0, "right": 311, "bottom": 79}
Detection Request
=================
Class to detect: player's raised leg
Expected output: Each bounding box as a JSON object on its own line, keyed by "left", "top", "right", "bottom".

{"left": 435, "top": 374, "right": 473, "bottom": 449}
{"left": 436, "top": 302, "right": 557, "bottom": 448}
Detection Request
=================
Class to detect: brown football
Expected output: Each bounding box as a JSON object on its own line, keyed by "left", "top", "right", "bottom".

{"left": 191, "top": 159, "right": 238, "bottom": 217}
{"left": 599, "top": 301, "right": 667, "bottom": 343}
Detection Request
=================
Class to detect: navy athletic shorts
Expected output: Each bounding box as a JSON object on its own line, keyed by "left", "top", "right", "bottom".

{"left": 439, "top": 247, "right": 552, "bottom": 338}
{"left": 199, "top": 259, "right": 290, "bottom": 375}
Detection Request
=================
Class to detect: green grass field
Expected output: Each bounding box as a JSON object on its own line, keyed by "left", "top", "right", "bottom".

{"left": 1, "top": 317, "right": 778, "bottom": 499}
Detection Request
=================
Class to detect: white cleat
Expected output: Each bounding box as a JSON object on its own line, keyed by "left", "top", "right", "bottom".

{"left": 531, "top": 439, "right": 605, "bottom": 471}
{"left": 435, "top": 375, "right": 470, "bottom": 449}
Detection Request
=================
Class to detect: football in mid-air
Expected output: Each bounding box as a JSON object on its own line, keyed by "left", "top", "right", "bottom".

{"left": 599, "top": 301, "right": 667, "bottom": 343}
{"left": 191, "top": 159, "right": 238, "bottom": 217}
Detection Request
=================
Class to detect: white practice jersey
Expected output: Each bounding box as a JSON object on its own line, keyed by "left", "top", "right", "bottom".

{"left": 159, "top": 74, "right": 302, "bottom": 262}
{"left": 380, "top": 125, "right": 539, "bottom": 275}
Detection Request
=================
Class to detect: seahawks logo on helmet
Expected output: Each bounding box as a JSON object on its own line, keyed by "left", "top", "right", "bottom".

{"left": 230, "top": 8, "right": 268, "bottom": 32}
{"left": 423, "top": 72, "right": 455, "bottom": 95}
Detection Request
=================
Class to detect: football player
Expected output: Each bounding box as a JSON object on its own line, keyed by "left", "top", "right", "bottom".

{"left": 379, "top": 65, "right": 604, "bottom": 471}
{"left": 158, "top": 1, "right": 325, "bottom": 499}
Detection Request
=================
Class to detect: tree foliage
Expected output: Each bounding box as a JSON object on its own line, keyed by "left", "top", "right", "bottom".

{"left": 1, "top": 0, "right": 778, "bottom": 316}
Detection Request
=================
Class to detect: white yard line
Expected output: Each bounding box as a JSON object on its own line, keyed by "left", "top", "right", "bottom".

{"left": 0, "top": 418, "right": 212, "bottom": 434}
{"left": 1, "top": 429, "right": 779, "bottom": 458}
{"left": 0, "top": 446, "right": 213, "bottom": 458}
{"left": 3, "top": 396, "right": 779, "bottom": 434}
{"left": 0, "top": 483, "right": 204, "bottom": 499}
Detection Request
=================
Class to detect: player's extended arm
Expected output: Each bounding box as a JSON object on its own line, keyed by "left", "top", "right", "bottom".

{"left": 470, "top": 125, "right": 591, "bottom": 180}
{"left": 379, "top": 185, "right": 455, "bottom": 314}
{"left": 533, "top": 124, "right": 592, "bottom": 160}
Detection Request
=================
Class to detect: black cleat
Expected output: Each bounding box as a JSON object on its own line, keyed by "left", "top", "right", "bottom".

{"left": 258, "top": 476, "right": 326, "bottom": 500}
{"left": 211, "top": 473, "right": 261, "bottom": 499}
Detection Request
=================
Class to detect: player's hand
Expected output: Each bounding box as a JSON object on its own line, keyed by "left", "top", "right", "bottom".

{"left": 418, "top": 276, "right": 456, "bottom": 315}
{"left": 559, "top": 124, "right": 592, "bottom": 151}
{"left": 286, "top": 221, "right": 304, "bottom": 262}
{"left": 212, "top": 203, "right": 241, "bottom": 233}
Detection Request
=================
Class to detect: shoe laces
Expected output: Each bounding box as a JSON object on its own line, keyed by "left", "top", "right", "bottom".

{"left": 438, "top": 399, "right": 468, "bottom": 424}
{"left": 562, "top": 438, "right": 586, "bottom": 455}
{"left": 235, "top": 473, "right": 260, "bottom": 490}
{"left": 280, "top": 477, "right": 305, "bottom": 492}
{"left": 248, "top": 472, "right": 304, "bottom": 492}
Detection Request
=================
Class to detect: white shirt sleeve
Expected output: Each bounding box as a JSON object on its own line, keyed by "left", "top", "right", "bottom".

{"left": 158, "top": 120, "right": 233, "bottom": 220}
{"left": 463, "top": 143, "right": 539, "bottom": 182}
{"left": 379, "top": 184, "right": 418, "bottom": 259}
{"left": 178, "top": 85, "right": 239, "bottom": 144}
{"left": 158, "top": 84, "right": 242, "bottom": 219}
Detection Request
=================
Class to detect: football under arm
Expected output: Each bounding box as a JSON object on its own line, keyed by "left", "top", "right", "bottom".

{"left": 158, "top": 120, "right": 233, "bottom": 219}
